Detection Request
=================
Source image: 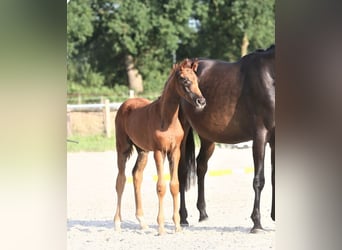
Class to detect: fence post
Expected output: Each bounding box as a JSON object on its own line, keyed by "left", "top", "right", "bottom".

{"left": 67, "top": 109, "right": 72, "bottom": 136}
{"left": 103, "top": 99, "right": 111, "bottom": 138}
{"left": 77, "top": 94, "right": 82, "bottom": 104}
{"left": 129, "top": 89, "right": 134, "bottom": 98}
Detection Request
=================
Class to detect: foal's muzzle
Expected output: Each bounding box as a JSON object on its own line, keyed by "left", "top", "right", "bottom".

{"left": 195, "top": 96, "right": 206, "bottom": 110}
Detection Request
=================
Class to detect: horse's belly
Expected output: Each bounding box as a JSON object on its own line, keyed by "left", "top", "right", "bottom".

{"left": 189, "top": 112, "right": 253, "bottom": 144}
{"left": 198, "top": 126, "right": 252, "bottom": 144}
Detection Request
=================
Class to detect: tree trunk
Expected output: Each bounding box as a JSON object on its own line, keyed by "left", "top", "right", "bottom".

{"left": 125, "top": 54, "right": 143, "bottom": 93}
{"left": 241, "top": 33, "right": 249, "bottom": 57}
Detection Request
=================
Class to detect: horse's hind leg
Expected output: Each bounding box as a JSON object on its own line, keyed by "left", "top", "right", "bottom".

{"left": 197, "top": 138, "right": 215, "bottom": 222}
{"left": 114, "top": 135, "right": 132, "bottom": 231}
{"left": 178, "top": 125, "right": 196, "bottom": 226}
{"left": 132, "top": 148, "right": 149, "bottom": 229}
{"left": 269, "top": 130, "right": 275, "bottom": 221}
{"left": 250, "top": 126, "right": 268, "bottom": 233}
{"left": 154, "top": 150, "right": 166, "bottom": 235}
{"left": 167, "top": 148, "right": 181, "bottom": 232}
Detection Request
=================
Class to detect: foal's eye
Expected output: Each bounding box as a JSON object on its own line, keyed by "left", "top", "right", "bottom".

{"left": 183, "top": 78, "right": 191, "bottom": 87}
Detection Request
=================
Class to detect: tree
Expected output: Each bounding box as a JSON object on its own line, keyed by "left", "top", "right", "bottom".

{"left": 67, "top": 0, "right": 195, "bottom": 94}
{"left": 67, "top": 0, "right": 274, "bottom": 97}
{"left": 178, "top": 0, "right": 275, "bottom": 61}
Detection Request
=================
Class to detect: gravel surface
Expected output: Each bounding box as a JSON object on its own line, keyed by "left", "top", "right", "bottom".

{"left": 67, "top": 147, "right": 275, "bottom": 249}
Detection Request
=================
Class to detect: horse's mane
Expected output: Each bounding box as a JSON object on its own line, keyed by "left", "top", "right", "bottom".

{"left": 267, "top": 44, "right": 275, "bottom": 51}
{"left": 254, "top": 44, "right": 275, "bottom": 53}
{"left": 239, "top": 44, "right": 275, "bottom": 63}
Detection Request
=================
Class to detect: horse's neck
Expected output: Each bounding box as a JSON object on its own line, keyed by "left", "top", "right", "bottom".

{"left": 159, "top": 77, "right": 180, "bottom": 127}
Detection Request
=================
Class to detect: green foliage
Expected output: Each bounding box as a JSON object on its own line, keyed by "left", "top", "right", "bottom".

{"left": 178, "top": 0, "right": 275, "bottom": 61}
{"left": 67, "top": 0, "right": 275, "bottom": 101}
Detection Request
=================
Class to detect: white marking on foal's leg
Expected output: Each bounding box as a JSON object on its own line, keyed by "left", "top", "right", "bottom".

{"left": 114, "top": 221, "right": 121, "bottom": 232}
{"left": 136, "top": 215, "right": 149, "bottom": 230}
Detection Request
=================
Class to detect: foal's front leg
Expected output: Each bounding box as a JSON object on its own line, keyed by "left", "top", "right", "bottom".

{"left": 154, "top": 150, "right": 166, "bottom": 235}
{"left": 168, "top": 148, "right": 181, "bottom": 232}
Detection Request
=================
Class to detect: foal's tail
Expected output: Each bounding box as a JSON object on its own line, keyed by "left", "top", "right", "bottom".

{"left": 183, "top": 127, "right": 197, "bottom": 191}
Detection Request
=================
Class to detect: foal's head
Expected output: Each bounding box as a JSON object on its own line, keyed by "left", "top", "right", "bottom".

{"left": 174, "top": 58, "right": 206, "bottom": 111}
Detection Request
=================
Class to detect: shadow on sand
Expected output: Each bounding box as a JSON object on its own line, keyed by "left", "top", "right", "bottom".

{"left": 67, "top": 219, "right": 274, "bottom": 234}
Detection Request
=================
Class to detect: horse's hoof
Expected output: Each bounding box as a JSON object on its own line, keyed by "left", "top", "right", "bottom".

{"left": 175, "top": 226, "right": 182, "bottom": 232}
{"left": 271, "top": 212, "right": 275, "bottom": 221}
{"left": 180, "top": 220, "right": 189, "bottom": 227}
{"left": 199, "top": 214, "right": 209, "bottom": 222}
{"left": 250, "top": 227, "right": 265, "bottom": 234}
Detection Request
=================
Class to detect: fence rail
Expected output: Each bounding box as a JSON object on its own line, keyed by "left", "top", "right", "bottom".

{"left": 67, "top": 100, "right": 122, "bottom": 138}
{"left": 67, "top": 102, "right": 122, "bottom": 112}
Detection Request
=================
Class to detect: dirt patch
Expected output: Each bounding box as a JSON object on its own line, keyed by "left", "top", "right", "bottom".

{"left": 68, "top": 111, "right": 117, "bottom": 136}
{"left": 67, "top": 148, "right": 275, "bottom": 249}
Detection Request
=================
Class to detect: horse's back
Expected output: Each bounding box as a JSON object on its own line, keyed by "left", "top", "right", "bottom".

{"left": 181, "top": 48, "right": 275, "bottom": 143}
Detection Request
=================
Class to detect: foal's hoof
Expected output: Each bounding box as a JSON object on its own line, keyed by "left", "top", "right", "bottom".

{"left": 141, "top": 224, "right": 149, "bottom": 230}
{"left": 114, "top": 222, "right": 121, "bottom": 232}
{"left": 158, "top": 228, "right": 166, "bottom": 236}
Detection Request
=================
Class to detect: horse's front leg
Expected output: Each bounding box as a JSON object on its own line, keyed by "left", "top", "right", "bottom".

{"left": 154, "top": 150, "right": 166, "bottom": 235}
{"left": 168, "top": 148, "right": 181, "bottom": 232}
{"left": 197, "top": 139, "right": 215, "bottom": 222}
{"left": 132, "top": 149, "right": 149, "bottom": 229}
{"left": 250, "top": 127, "right": 268, "bottom": 233}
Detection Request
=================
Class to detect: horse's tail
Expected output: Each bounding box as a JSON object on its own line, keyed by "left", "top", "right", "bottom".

{"left": 183, "top": 127, "right": 197, "bottom": 191}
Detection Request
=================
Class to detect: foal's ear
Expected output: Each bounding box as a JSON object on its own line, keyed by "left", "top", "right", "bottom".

{"left": 191, "top": 58, "right": 199, "bottom": 72}
{"left": 180, "top": 58, "right": 191, "bottom": 70}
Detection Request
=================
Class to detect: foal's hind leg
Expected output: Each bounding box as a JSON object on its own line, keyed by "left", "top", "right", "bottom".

{"left": 197, "top": 138, "right": 215, "bottom": 222}
{"left": 114, "top": 128, "right": 132, "bottom": 231}
{"left": 114, "top": 150, "right": 129, "bottom": 231}
{"left": 132, "top": 148, "right": 149, "bottom": 229}
{"left": 154, "top": 150, "right": 166, "bottom": 235}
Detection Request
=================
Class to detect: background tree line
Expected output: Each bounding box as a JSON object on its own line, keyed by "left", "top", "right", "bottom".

{"left": 67, "top": 0, "right": 274, "bottom": 101}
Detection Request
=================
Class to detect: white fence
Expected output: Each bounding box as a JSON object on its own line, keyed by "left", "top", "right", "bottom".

{"left": 67, "top": 100, "right": 122, "bottom": 137}
{"left": 67, "top": 102, "right": 122, "bottom": 112}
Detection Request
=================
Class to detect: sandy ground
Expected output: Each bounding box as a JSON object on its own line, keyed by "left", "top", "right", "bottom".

{"left": 67, "top": 147, "right": 275, "bottom": 249}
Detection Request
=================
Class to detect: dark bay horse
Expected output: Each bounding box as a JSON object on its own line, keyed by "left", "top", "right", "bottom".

{"left": 114, "top": 59, "right": 206, "bottom": 235}
{"left": 178, "top": 45, "right": 275, "bottom": 233}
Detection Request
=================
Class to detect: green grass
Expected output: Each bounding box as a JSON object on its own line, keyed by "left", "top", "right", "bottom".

{"left": 67, "top": 132, "right": 201, "bottom": 152}
{"left": 67, "top": 134, "right": 116, "bottom": 152}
